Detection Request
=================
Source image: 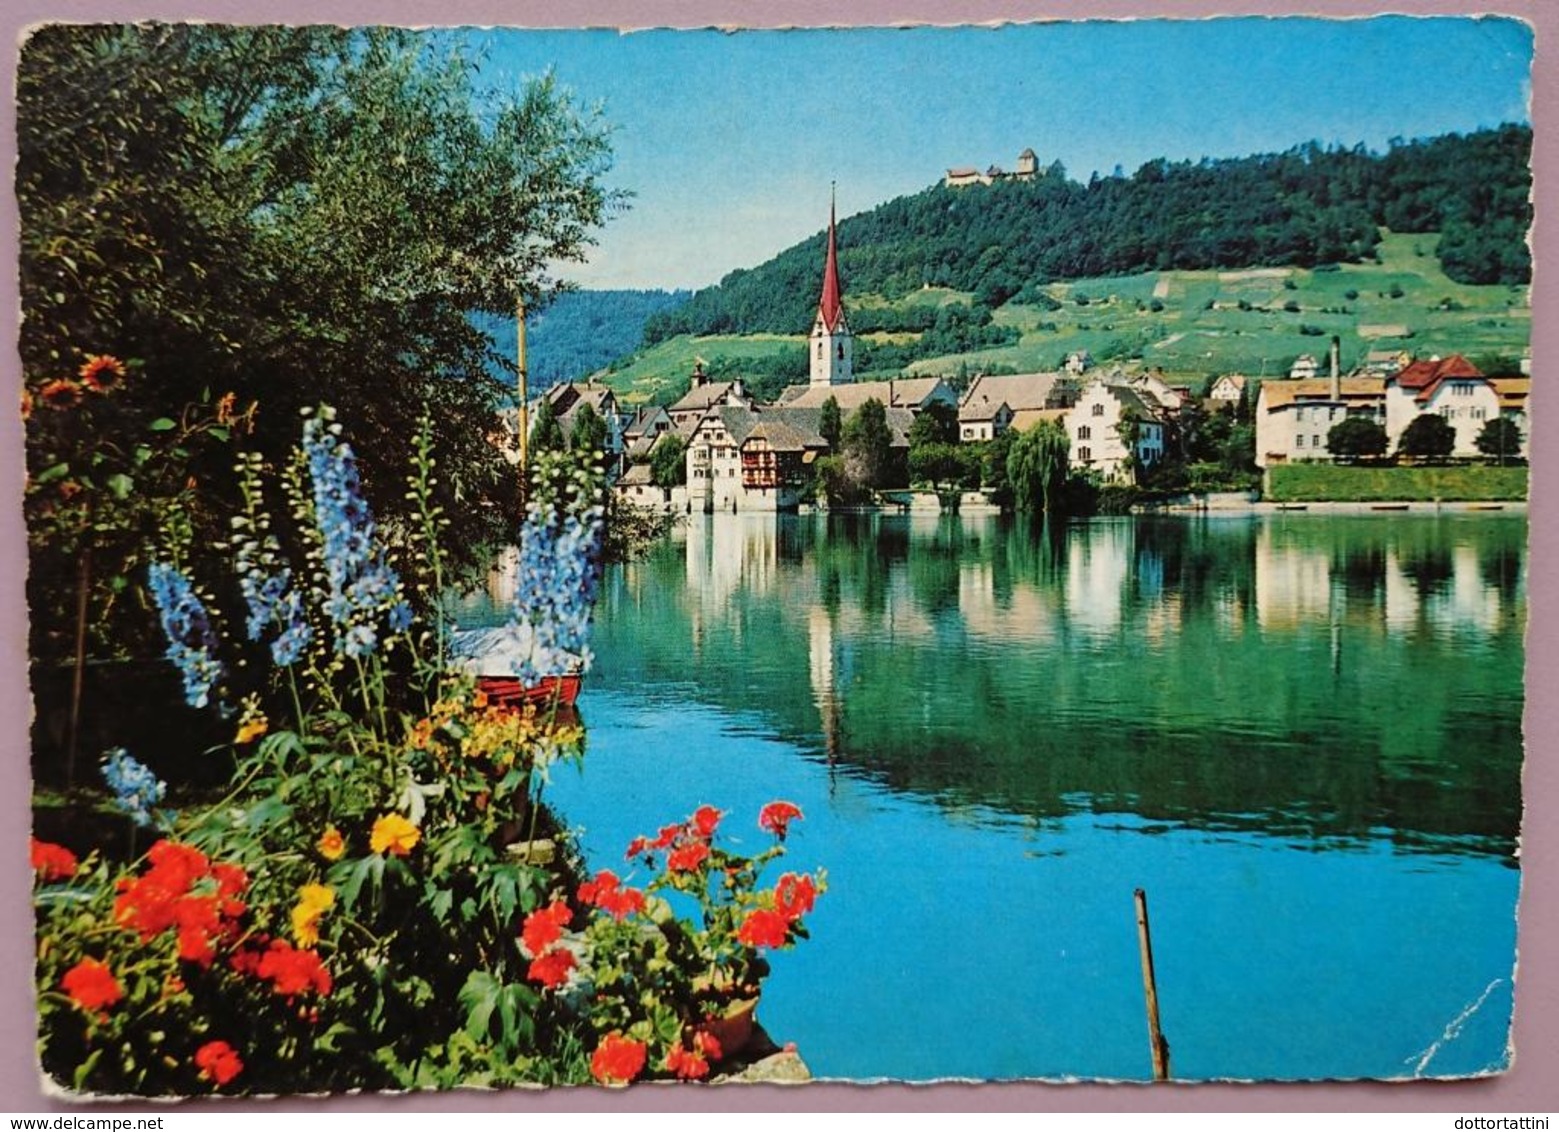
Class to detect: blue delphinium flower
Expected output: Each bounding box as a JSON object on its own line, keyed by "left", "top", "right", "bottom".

{"left": 146, "top": 561, "right": 225, "bottom": 709}
{"left": 101, "top": 747, "right": 166, "bottom": 828}
{"left": 506, "top": 502, "right": 605, "bottom": 685}
{"left": 301, "top": 411, "right": 409, "bottom": 657}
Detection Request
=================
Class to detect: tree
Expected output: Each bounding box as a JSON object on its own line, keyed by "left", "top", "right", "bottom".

{"left": 841, "top": 398, "right": 894, "bottom": 489}
{"left": 1006, "top": 420, "right": 1070, "bottom": 513}
{"left": 568, "top": 401, "right": 608, "bottom": 455}
{"left": 649, "top": 435, "right": 688, "bottom": 487}
{"left": 909, "top": 443, "right": 977, "bottom": 490}
{"left": 530, "top": 397, "right": 566, "bottom": 453}
{"left": 19, "top": 25, "right": 619, "bottom": 661}
{"left": 819, "top": 395, "right": 842, "bottom": 451}
{"left": 907, "top": 400, "right": 959, "bottom": 448}
{"left": 1398, "top": 414, "right": 1457, "bottom": 461}
{"left": 1475, "top": 417, "right": 1523, "bottom": 465}
{"left": 1327, "top": 416, "right": 1389, "bottom": 462}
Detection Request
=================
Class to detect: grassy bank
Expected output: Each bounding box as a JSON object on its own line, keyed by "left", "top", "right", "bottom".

{"left": 1265, "top": 463, "right": 1528, "bottom": 503}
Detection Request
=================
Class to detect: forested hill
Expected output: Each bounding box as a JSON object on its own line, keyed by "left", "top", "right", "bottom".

{"left": 475, "top": 288, "right": 689, "bottom": 389}
{"left": 645, "top": 126, "right": 1531, "bottom": 343}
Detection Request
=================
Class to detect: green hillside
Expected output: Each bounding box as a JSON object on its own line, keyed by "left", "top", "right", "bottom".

{"left": 595, "top": 231, "right": 1529, "bottom": 406}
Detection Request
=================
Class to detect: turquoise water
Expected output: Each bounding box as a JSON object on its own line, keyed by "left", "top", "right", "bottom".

{"left": 469, "top": 511, "right": 1525, "bottom": 1081}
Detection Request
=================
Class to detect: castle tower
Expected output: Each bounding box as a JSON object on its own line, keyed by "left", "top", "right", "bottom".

{"left": 809, "top": 191, "right": 853, "bottom": 388}
{"left": 1016, "top": 147, "right": 1038, "bottom": 179}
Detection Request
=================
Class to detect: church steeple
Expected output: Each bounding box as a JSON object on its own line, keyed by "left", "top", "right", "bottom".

{"left": 810, "top": 186, "right": 853, "bottom": 388}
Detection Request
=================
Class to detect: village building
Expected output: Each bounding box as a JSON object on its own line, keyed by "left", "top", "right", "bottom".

{"left": 1288, "top": 354, "right": 1320, "bottom": 380}
{"left": 538, "top": 380, "right": 624, "bottom": 456}
{"left": 685, "top": 405, "right": 832, "bottom": 513}
{"left": 1383, "top": 354, "right": 1502, "bottom": 458}
{"left": 780, "top": 376, "right": 955, "bottom": 415}
{"left": 1064, "top": 379, "right": 1167, "bottom": 482}
{"left": 1489, "top": 376, "right": 1531, "bottom": 457}
{"left": 1127, "top": 370, "right": 1190, "bottom": 417}
{"left": 957, "top": 372, "right": 1076, "bottom": 441}
{"left": 666, "top": 363, "right": 750, "bottom": 428}
{"left": 1209, "top": 374, "right": 1247, "bottom": 405}
{"left": 621, "top": 405, "right": 673, "bottom": 462}
{"left": 1254, "top": 375, "right": 1388, "bottom": 467}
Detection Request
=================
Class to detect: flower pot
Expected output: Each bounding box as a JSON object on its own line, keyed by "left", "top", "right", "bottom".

{"left": 703, "top": 996, "right": 758, "bottom": 1060}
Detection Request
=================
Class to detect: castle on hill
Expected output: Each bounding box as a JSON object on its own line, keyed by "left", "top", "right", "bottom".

{"left": 945, "top": 148, "right": 1041, "bottom": 187}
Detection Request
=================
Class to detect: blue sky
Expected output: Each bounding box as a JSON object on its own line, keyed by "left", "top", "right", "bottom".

{"left": 466, "top": 15, "right": 1532, "bottom": 290}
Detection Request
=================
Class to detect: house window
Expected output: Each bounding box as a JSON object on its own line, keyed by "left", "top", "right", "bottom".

{"left": 1297, "top": 435, "right": 1305, "bottom": 449}
{"left": 1079, "top": 446, "right": 1091, "bottom": 462}
{"left": 963, "top": 427, "right": 974, "bottom": 439}
{"left": 1092, "top": 403, "right": 1105, "bottom": 417}
{"left": 1313, "top": 435, "right": 1321, "bottom": 448}
{"left": 837, "top": 343, "right": 845, "bottom": 361}
{"left": 1079, "top": 425, "right": 1091, "bottom": 440}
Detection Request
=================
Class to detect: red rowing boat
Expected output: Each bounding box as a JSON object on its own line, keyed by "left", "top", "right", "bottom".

{"left": 476, "top": 673, "right": 582, "bottom": 709}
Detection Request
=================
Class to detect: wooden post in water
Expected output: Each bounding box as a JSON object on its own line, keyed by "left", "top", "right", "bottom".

{"left": 1134, "top": 887, "right": 1171, "bottom": 1081}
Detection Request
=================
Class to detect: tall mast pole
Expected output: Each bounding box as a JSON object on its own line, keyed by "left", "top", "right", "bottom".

{"left": 517, "top": 295, "right": 529, "bottom": 509}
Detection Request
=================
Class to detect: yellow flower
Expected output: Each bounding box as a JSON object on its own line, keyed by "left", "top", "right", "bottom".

{"left": 316, "top": 826, "right": 346, "bottom": 861}
{"left": 235, "top": 716, "right": 268, "bottom": 745}
{"left": 290, "top": 883, "right": 335, "bottom": 947}
{"left": 370, "top": 813, "right": 421, "bottom": 858}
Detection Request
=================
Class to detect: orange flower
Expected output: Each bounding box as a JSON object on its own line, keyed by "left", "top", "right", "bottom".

{"left": 20, "top": 389, "right": 32, "bottom": 420}
{"left": 39, "top": 379, "right": 82, "bottom": 408}
{"left": 215, "top": 391, "right": 237, "bottom": 425}
{"left": 61, "top": 958, "right": 123, "bottom": 1014}
{"left": 78, "top": 355, "right": 126, "bottom": 393}
{"left": 664, "top": 1040, "right": 710, "bottom": 1080}
{"left": 253, "top": 940, "right": 332, "bottom": 998}
{"left": 590, "top": 1032, "right": 647, "bottom": 1086}
{"left": 369, "top": 813, "right": 420, "bottom": 857}
{"left": 30, "top": 838, "right": 77, "bottom": 882}
{"left": 290, "top": 884, "right": 334, "bottom": 948}
{"left": 234, "top": 717, "right": 267, "bottom": 745}
{"left": 316, "top": 826, "right": 345, "bottom": 861}
{"left": 194, "top": 1039, "right": 243, "bottom": 1086}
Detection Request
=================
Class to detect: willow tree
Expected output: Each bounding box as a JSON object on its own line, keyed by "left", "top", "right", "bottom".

{"left": 19, "top": 24, "right": 620, "bottom": 662}
{"left": 1007, "top": 419, "right": 1070, "bottom": 513}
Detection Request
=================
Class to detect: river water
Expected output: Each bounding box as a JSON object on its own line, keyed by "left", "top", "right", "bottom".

{"left": 460, "top": 511, "right": 1526, "bottom": 1082}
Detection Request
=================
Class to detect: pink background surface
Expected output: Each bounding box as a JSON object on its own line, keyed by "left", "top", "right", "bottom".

{"left": 2, "top": 0, "right": 1552, "bottom": 1112}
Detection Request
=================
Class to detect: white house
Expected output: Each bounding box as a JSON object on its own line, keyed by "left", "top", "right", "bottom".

{"left": 1065, "top": 381, "right": 1166, "bottom": 482}
{"left": 1383, "top": 355, "right": 1501, "bottom": 458}
{"left": 1209, "top": 374, "right": 1247, "bottom": 405}
{"left": 1254, "top": 376, "right": 1387, "bottom": 467}
{"left": 1289, "top": 354, "right": 1319, "bottom": 380}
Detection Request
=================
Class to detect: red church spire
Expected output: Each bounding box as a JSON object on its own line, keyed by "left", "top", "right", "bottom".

{"left": 818, "top": 188, "right": 844, "bottom": 332}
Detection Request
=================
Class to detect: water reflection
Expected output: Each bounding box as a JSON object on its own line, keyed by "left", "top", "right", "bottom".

{"left": 468, "top": 512, "right": 1526, "bottom": 862}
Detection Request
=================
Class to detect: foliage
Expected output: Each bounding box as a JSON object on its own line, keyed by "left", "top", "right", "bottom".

{"left": 649, "top": 436, "right": 689, "bottom": 488}
{"left": 568, "top": 402, "right": 609, "bottom": 456}
{"left": 907, "top": 400, "right": 958, "bottom": 448}
{"left": 1007, "top": 421, "right": 1071, "bottom": 513}
{"left": 818, "top": 396, "right": 843, "bottom": 451}
{"left": 19, "top": 24, "right": 619, "bottom": 665}
{"left": 909, "top": 443, "right": 980, "bottom": 490}
{"left": 1397, "top": 414, "right": 1457, "bottom": 461}
{"left": 1327, "top": 416, "right": 1390, "bottom": 462}
{"left": 1264, "top": 464, "right": 1527, "bottom": 503}
{"left": 471, "top": 290, "right": 690, "bottom": 390}
{"left": 1475, "top": 417, "right": 1523, "bottom": 465}
{"left": 840, "top": 399, "right": 895, "bottom": 490}
{"left": 530, "top": 398, "right": 566, "bottom": 454}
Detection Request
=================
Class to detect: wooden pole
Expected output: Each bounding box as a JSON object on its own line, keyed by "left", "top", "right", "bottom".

{"left": 1134, "top": 887, "right": 1171, "bottom": 1081}
{"left": 66, "top": 548, "right": 91, "bottom": 789}
{"left": 516, "top": 295, "right": 529, "bottom": 510}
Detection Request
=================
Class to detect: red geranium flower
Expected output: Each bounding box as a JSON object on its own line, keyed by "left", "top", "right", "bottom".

{"left": 78, "top": 355, "right": 126, "bottom": 394}
{"left": 649, "top": 823, "right": 682, "bottom": 850}
{"left": 61, "top": 958, "right": 123, "bottom": 1014}
{"left": 758, "top": 800, "right": 803, "bottom": 840}
{"left": 255, "top": 939, "right": 331, "bottom": 998}
{"left": 194, "top": 1039, "right": 243, "bottom": 1086}
{"left": 521, "top": 899, "right": 572, "bottom": 956}
{"left": 590, "top": 1032, "right": 647, "bottom": 1086}
{"left": 774, "top": 872, "right": 818, "bottom": 921}
{"left": 694, "top": 1029, "right": 723, "bottom": 1061}
{"left": 578, "top": 870, "right": 646, "bottom": 921}
{"left": 30, "top": 838, "right": 77, "bottom": 882}
{"left": 624, "top": 835, "right": 649, "bottom": 859}
{"left": 664, "top": 1041, "right": 710, "bottom": 1080}
{"left": 736, "top": 907, "right": 790, "bottom": 949}
{"left": 666, "top": 841, "right": 710, "bottom": 873}
{"left": 691, "top": 805, "right": 723, "bottom": 839}
{"left": 527, "top": 947, "right": 577, "bottom": 989}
